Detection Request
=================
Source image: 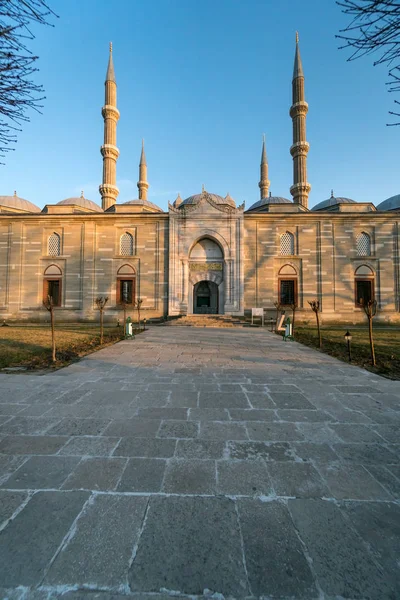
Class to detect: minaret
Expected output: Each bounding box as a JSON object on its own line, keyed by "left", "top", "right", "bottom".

{"left": 99, "top": 42, "right": 120, "bottom": 211}
{"left": 137, "top": 139, "right": 149, "bottom": 200}
{"left": 289, "top": 33, "right": 311, "bottom": 208}
{"left": 258, "top": 134, "right": 270, "bottom": 199}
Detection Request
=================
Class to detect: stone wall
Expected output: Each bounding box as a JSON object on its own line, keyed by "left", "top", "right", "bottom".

{"left": 243, "top": 214, "right": 400, "bottom": 324}
{"left": 0, "top": 214, "right": 169, "bottom": 322}
{"left": 0, "top": 210, "right": 399, "bottom": 324}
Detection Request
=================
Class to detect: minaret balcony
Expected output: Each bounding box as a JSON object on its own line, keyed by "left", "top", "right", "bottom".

{"left": 290, "top": 141, "right": 310, "bottom": 157}
{"left": 289, "top": 101, "right": 308, "bottom": 118}
{"left": 100, "top": 144, "right": 120, "bottom": 159}
{"left": 101, "top": 105, "right": 120, "bottom": 120}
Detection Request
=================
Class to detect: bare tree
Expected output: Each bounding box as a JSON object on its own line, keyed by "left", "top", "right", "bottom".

{"left": 135, "top": 298, "right": 143, "bottom": 331}
{"left": 337, "top": 0, "right": 400, "bottom": 125}
{"left": 43, "top": 294, "right": 56, "bottom": 362}
{"left": 360, "top": 298, "right": 378, "bottom": 365}
{"left": 0, "top": 0, "right": 57, "bottom": 158}
{"left": 95, "top": 296, "right": 108, "bottom": 344}
{"left": 308, "top": 300, "right": 322, "bottom": 348}
{"left": 290, "top": 301, "right": 298, "bottom": 335}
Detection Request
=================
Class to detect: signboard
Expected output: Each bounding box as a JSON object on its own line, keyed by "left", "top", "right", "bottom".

{"left": 251, "top": 307, "right": 264, "bottom": 326}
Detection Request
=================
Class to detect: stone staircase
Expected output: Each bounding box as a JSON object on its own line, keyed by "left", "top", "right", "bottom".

{"left": 165, "top": 315, "right": 244, "bottom": 328}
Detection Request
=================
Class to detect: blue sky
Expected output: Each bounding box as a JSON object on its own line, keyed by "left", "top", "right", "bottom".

{"left": 1, "top": 0, "right": 398, "bottom": 211}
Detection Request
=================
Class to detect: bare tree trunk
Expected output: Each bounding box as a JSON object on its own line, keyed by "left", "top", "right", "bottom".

{"left": 95, "top": 296, "right": 108, "bottom": 345}
{"left": 308, "top": 300, "right": 321, "bottom": 348}
{"left": 368, "top": 315, "right": 376, "bottom": 366}
{"left": 316, "top": 310, "right": 321, "bottom": 348}
{"left": 136, "top": 298, "right": 143, "bottom": 332}
{"left": 50, "top": 304, "right": 56, "bottom": 362}
{"left": 361, "top": 299, "right": 378, "bottom": 367}
{"left": 43, "top": 294, "right": 56, "bottom": 363}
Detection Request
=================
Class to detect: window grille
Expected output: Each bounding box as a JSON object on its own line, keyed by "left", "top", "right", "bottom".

{"left": 120, "top": 232, "right": 134, "bottom": 256}
{"left": 48, "top": 233, "right": 61, "bottom": 256}
{"left": 280, "top": 232, "right": 294, "bottom": 255}
{"left": 357, "top": 232, "right": 371, "bottom": 256}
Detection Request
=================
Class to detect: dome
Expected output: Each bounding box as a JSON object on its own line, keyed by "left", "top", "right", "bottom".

{"left": 376, "top": 194, "right": 400, "bottom": 211}
{"left": 181, "top": 191, "right": 236, "bottom": 208}
{"left": 123, "top": 199, "right": 163, "bottom": 213}
{"left": 0, "top": 193, "right": 41, "bottom": 213}
{"left": 247, "top": 195, "right": 292, "bottom": 211}
{"left": 312, "top": 194, "right": 356, "bottom": 211}
{"left": 57, "top": 196, "right": 103, "bottom": 212}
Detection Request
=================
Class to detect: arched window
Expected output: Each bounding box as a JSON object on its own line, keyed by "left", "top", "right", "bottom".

{"left": 357, "top": 232, "right": 371, "bottom": 257}
{"left": 43, "top": 264, "right": 62, "bottom": 306}
{"left": 280, "top": 232, "right": 294, "bottom": 256}
{"left": 278, "top": 264, "right": 298, "bottom": 306}
{"left": 48, "top": 233, "right": 61, "bottom": 256}
{"left": 120, "top": 232, "right": 134, "bottom": 256}
{"left": 117, "top": 264, "right": 136, "bottom": 304}
{"left": 355, "top": 264, "right": 374, "bottom": 307}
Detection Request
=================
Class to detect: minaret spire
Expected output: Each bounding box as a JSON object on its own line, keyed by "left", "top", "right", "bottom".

{"left": 289, "top": 32, "right": 311, "bottom": 208}
{"left": 137, "top": 139, "right": 149, "bottom": 200}
{"left": 258, "top": 133, "right": 270, "bottom": 199}
{"left": 99, "top": 42, "right": 120, "bottom": 210}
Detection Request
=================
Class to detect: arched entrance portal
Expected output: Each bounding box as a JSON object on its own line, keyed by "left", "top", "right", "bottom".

{"left": 189, "top": 237, "right": 224, "bottom": 315}
{"left": 193, "top": 280, "right": 219, "bottom": 314}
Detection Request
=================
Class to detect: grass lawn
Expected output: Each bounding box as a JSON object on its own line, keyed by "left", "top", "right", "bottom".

{"left": 294, "top": 326, "right": 400, "bottom": 379}
{"left": 0, "top": 324, "right": 137, "bottom": 370}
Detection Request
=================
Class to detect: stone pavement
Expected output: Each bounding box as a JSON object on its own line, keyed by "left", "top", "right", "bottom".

{"left": 0, "top": 326, "right": 399, "bottom": 600}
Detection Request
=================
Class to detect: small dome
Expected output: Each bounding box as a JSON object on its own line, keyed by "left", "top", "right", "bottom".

{"left": 57, "top": 196, "right": 103, "bottom": 212}
{"left": 247, "top": 195, "right": 292, "bottom": 211}
{"left": 376, "top": 194, "right": 400, "bottom": 211}
{"left": 312, "top": 194, "right": 356, "bottom": 211}
{"left": 181, "top": 191, "right": 236, "bottom": 208}
{"left": 123, "top": 198, "right": 163, "bottom": 213}
{"left": 0, "top": 193, "right": 41, "bottom": 213}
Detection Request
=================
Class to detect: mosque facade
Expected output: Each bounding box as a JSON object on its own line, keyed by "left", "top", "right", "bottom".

{"left": 0, "top": 39, "right": 399, "bottom": 324}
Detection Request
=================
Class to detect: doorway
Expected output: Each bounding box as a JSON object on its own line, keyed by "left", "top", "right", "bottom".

{"left": 193, "top": 280, "right": 219, "bottom": 314}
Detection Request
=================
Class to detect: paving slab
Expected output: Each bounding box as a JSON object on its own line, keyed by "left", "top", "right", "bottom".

{"left": 128, "top": 495, "right": 248, "bottom": 595}
{"left": 217, "top": 459, "right": 272, "bottom": 495}
{"left": 2, "top": 455, "right": 80, "bottom": 489}
{"left": 62, "top": 457, "right": 126, "bottom": 491}
{"left": 268, "top": 461, "right": 329, "bottom": 497}
{"left": 58, "top": 436, "right": 120, "bottom": 456}
{"left": 288, "top": 498, "right": 396, "bottom": 598}
{"left": 163, "top": 458, "right": 216, "bottom": 494}
{"left": 45, "top": 494, "right": 148, "bottom": 588}
{"left": 116, "top": 457, "right": 166, "bottom": 492}
{"left": 0, "top": 435, "right": 69, "bottom": 455}
{"left": 0, "top": 490, "right": 27, "bottom": 527}
{"left": 158, "top": 420, "right": 198, "bottom": 438}
{"left": 175, "top": 439, "right": 226, "bottom": 459}
{"left": 46, "top": 417, "right": 110, "bottom": 436}
{"left": 114, "top": 437, "right": 176, "bottom": 458}
{"left": 238, "top": 498, "right": 317, "bottom": 597}
{"left": 0, "top": 490, "right": 89, "bottom": 586}
{"left": 342, "top": 500, "right": 400, "bottom": 596}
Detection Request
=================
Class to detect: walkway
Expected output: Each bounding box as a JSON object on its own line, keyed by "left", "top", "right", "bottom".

{"left": 0, "top": 326, "right": 399, "bottom": 599}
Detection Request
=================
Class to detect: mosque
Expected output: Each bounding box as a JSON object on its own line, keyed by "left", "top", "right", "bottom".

{"left": 0, "top": 38, "right": 399, "bottom": 323}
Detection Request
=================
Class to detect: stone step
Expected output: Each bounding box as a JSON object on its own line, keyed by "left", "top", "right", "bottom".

{"left": 165, "top": 315, "right": 244, "bottom": 328}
